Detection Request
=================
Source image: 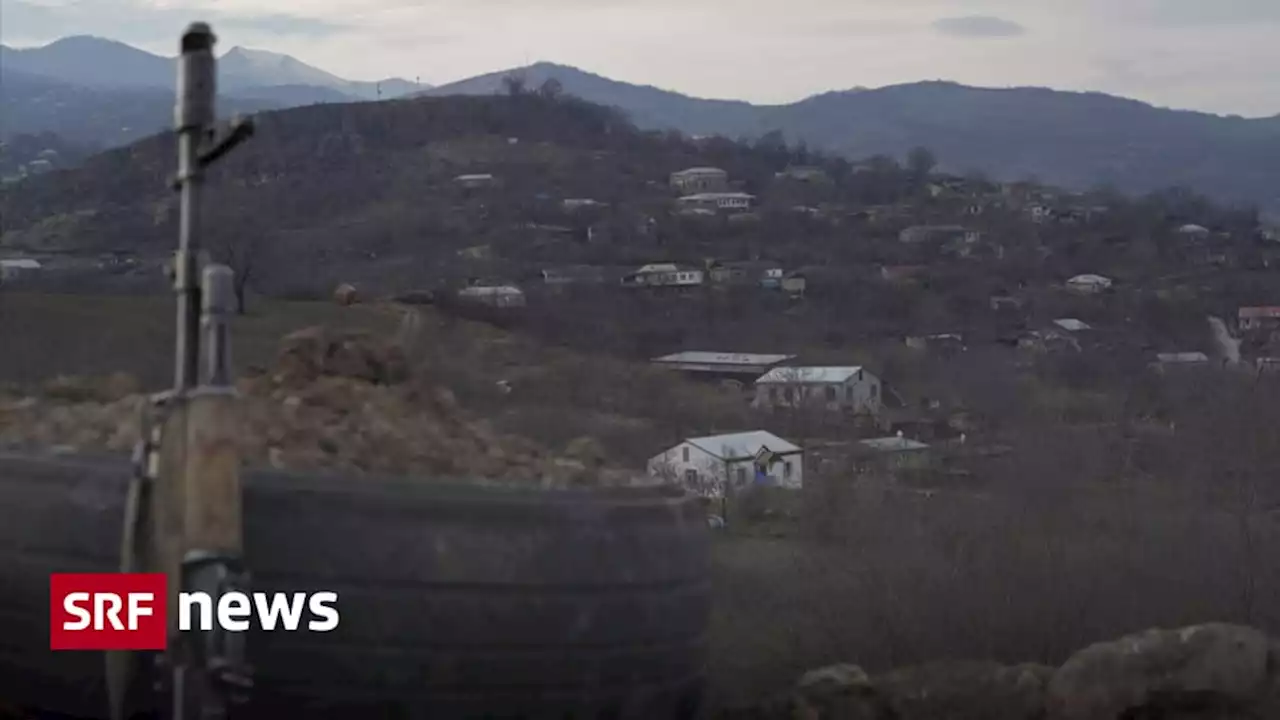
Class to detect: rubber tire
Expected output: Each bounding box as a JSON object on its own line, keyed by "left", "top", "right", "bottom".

{"left": 0, "top": 451, "right": 711, "bottom": 720}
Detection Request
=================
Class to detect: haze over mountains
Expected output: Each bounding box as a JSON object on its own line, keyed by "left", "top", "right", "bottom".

{"left": 0, "top": 35, "right": 425, "bottom": 99}
{"left": 2, "top": 35, "right": 1278, "bottom": 215}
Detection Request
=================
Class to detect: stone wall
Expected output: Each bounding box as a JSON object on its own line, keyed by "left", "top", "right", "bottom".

{"left": 716, "top": 624, "right": 1280, "bottom": 720}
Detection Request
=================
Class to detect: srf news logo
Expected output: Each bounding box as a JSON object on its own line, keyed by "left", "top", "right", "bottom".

{"left": 50, "top": 573, "right": 340, "bottom": 651}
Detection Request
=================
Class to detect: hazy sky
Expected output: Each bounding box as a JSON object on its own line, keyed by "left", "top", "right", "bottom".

{"left": 4, "top": 0, "right": 1278, "bottom": 117}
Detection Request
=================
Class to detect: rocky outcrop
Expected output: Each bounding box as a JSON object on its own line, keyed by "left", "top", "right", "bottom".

{"left": 716, "top": 624, "right": 1280, "bottom": 720}
{"left": 0, "top": 327, "right": 646, "bottom": 489}
{"left": 274, "top": 325, "right": 408, "bottom": 386}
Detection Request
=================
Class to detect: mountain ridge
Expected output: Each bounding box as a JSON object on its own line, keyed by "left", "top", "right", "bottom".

{"left": 2, "top": 38, "right": 1277, "bottom": 214}
{"left": 422, "top": 62, "right": 1280, "bottom": 213}
{"left": 0, "top": 35, "right": 426, "bottom": 100}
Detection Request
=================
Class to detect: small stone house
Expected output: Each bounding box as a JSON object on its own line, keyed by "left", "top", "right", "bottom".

{"left": 621, "top": 263, "right": 704, "bottom": 288}
{"left": 669, "top": 167, "right": 729, "bottom": 193}
{"left": 454, "top": 173, "right": 497, "bottom": 189}
{"left": 854, "top": 436, "right": 931, "bottom": 473}
{"left": 647, "top": 430, "right": 803, "bottom": 498}
{"left": 753, "top": 366, "right": 882, "bottom": 415}
{"left": 1066, "top": 274, "right": 1113, "bottom": 294}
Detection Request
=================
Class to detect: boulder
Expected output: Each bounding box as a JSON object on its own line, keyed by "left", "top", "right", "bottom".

{"left": 334, "top": 283, "right": 359, "bottom": 305}
{"left": 875, "top": 661, "right": 1050, "bottom": 720}
{"left": 1047, "top": 623, "right": 1271, "bottom": 719}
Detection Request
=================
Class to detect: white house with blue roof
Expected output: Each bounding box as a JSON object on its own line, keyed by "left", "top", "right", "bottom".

{"left": 647, "top": 430, "right": 803, "bottom": 498}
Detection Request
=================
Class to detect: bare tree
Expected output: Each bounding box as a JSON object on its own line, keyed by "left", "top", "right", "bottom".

{"left": 907, "top": 146, "right": 938, "bottom": 186}
{"left": 213, "top": 231, "right": 267, "bottom": 315}
{"left": 501, "top": 72, "right": 528, "bottom": 96}
{"left": 537, "top": 77, "right": 563, "bottom": 100}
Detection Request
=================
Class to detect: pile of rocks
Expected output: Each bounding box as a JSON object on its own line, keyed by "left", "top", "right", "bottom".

{"left": 0, "top": 326, "right": 637, "bottom": 488}
{"left": 716, "top": 623, "right": 1280, "bottom": 720}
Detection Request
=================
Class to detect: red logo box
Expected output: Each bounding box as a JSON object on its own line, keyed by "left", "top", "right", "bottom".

{"left": 50, "top": 573, "right": 169, "bottom": 651}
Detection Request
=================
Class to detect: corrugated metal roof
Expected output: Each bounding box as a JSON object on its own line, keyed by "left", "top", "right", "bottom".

{"left": 679, "top": 192, "right": 756, "bottom": 201}
{"left": 1239, "top": 307, "right": 1280, "bottom": 318}
{"left": 672, "top": 167, "right": 726, "bottom": 175}
{"left": 1156, "top": 352, "right": 1209, "bottom": 363}
{"left": 1053, "top": 318, "right": 1091, "bottom": 332}
{"left": 686, "top": 430, "right": 800, "bottom": 460}
{"left": 755, "top": 366, "right": 864, "bottom": 384}
{"left": 652, "top": 352, "right": 794, "bottom": 366}
{"left": 858, "top": 437, "right": 930, "bottom": 452}
{"left": 1068, "top": 274, "right": 1112, "bottom": 285}
{"left": 0, "top": 258, "right": 41, "bottom": 269}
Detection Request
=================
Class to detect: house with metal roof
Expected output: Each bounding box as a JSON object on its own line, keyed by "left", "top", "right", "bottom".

{"left": 646, "top": 430, "right": 803, "bottom": 497}
{"left": 0, "top": 258, "right": 42, "bottom": 282}
{"left": 650, "top": 352, "right": 795, "bottom": 379}
{"left": 753, "top": 366, "right": 882, "bottom": 415}
{"left": 1151, "top": 352, "right": 1211, "bottom": 373}
{"left": 1238, "top": 306, "right": 1280, "bottom": 332}
{"left": 1053, "top": 318, "right": 1091, "bottom": 332}
{"left": 669, "top": 166, "right": 729, "bottom": 193}
{"left": 621, "top": 263, "right": 704, "bottom": 289}
{"left": 1066, "top": 274, "right": 1113, "bottom": 294}
{"left": 855, "top": 435, "right": 932, "bottom": 473}
{"left": 676, "top": 192, "right": 755, "bottom": 212}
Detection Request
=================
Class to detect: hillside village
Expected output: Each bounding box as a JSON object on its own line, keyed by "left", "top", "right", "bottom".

{"left": 1, "top": 87, "right": 1279, "bottom": 520}
{"left": 2, "top": 47, "right": 1280, "bottom": 718}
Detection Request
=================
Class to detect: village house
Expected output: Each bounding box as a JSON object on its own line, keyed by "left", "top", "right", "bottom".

{"left": 1053, "top": 318, "right": 1091, "bottom": 332}
{"left": 453, "top": 173, "right": 496, "bottom": 189}
{"left": 775, "top": 165, "right": 830, "bottom": 183}
{"left": 1256, "top": 358, "right": 1280, "bottom": 374}
{"left": 753, "top": 366, "right": 882, "bottom": 415}
{"left": 707, "top": 260, "right": 782, "bottom": 286}
{"left": 1238, "top": 307, "right": 1280, "bottom": 332}
{"left": 647, "top": 430, "right": 803, "bottom": 498}
{"left": 457, "top": 281, "right": 526, "bottom": 308}
{"left": 1151, "top": 352, "right": 1211, "bottom": 373}
{"left": 562, "top": 198, "right": 607, "bottom": 211}
{"left": 621, "top": 263, "right": 704, "bottom": 288}
{"left": 677, "top": 192, "right": 755, "bottom": 212}
{"left": 651, "top": 352, "right": 795, "bottom": 382}
{"left": 759, "top": 267, "right": 785, "bottom": 289}
{"left": 780, "top": 271, "right": 807, "bottom": 297}
{"left": 880, "top": 265, "right": 930, "bottom": 284}
{"left": 989, "top": 293, "right": 1025, "bottom": 311}
{"left": 0, "top": 257, "right": 42, "bottom": 281}
{"left": 904, "top": 333, "right": 965, "bottom": 353}
{"left": 540, "top": 265, "right": 606, "bottom": 286}
{"left": 1066, "top": 273, "right": 1113, "bottom": 294}
{"left": 1017, "top": 330, "right": 1080, "bottom": 354}
{"left": 669, "top": 166, "right": 729, "bottom": 193}
{"left": 942, "top": 233, "right": 1000, "bottom": 260}
{"left": 1176, "top": 223, "right": 1211, "bottom": 239}
{"left": 854, "top": 436, "right": 932, "bottom": 473}
{"left": 898, "top": 225, "right": 979, "bottom": 245}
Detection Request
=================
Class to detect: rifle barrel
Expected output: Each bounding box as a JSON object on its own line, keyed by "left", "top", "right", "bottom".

{"left": 174, "top": 22, "right": 217, "bottom": 392}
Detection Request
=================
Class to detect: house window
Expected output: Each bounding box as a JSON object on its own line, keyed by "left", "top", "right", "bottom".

{"left": 684, "top": 469, "right": 698, "bottom": 486}
{"left": 682, "top": 446, "right": 689, "bottom": 462}
{"left": 770, "top": 387, "right": 779, "bottom": 401}
{"left": 786, "top": 387, "right": 796, "bottom": 402}
{"left": 825, "top": 386, "right": 837, "bottom": 400}
{"left": 736, "top": 468, "right": 746, "bottom": 485}
{"left": 845, "top": 386, "right": 854, "bottom": 400}
{"left": 871, "top": 384, "right": 879, "bottom": 399}
{"left": 783, "top": 461, "right": 792, "bottom": 479}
